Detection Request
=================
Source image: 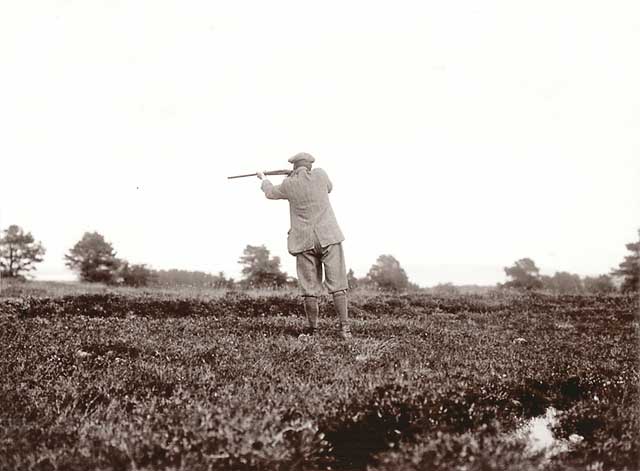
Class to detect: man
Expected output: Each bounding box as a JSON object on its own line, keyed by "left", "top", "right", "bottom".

{"left": 257, "top": 152, "right": 352, "bottom": 339}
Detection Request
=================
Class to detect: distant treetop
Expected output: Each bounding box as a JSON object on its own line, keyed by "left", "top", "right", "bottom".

{"left": 0, "top": 225, "right": 46, "bottom": 279}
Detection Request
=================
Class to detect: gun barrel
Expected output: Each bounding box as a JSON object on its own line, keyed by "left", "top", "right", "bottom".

{"left": 227, "top": 170, "right": 291, "bottom": 179}
{"left": 227, "top": 173, "right": 258, "bottom": 179}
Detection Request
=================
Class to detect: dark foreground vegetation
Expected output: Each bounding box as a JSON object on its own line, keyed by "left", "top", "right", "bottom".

{"left": 0, "top": 284, "right": 638, "bottom": 470}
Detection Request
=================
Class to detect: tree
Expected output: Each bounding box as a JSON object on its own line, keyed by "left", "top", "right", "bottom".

{"left": 540, "top": 275, "right": 553, "bottom": 291}
{"left": 503, "top": 258, "right": 543, "bottom": 290}
{"left": 238, "top": 245, "right": 288, "bottom": 288}
{"left": 367, "top": 254, "right": 410, "bottom": 291}
{"left": 555, "top": 272, "right": 583, "bottom": 293}
{"left": 64, "top": 232, "right": 121, "bottom": 283}
{"left": 216, "top": 271, "right": 236, "bottom": 289}
{"left": 611, "top": 229, "right": 640, "bottom": 292}
{"left": 0, "top": 225, "right": 46, "bottom": 279}
{"left": 431, "top": 282, "right": 459, "bottom": 296}
{"left": 119, "top": 262, "right": 156, "bottom": 287}
{"left": 542, "top": 271, "right": 583, "bottom": 294}
{"left": 347, "top": 268, "right": 359, "bottom": 289}
{"left": 583, "top": 275, "right": 616, "bottom": 294}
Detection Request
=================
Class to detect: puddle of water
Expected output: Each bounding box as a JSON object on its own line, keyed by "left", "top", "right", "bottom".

{"left": 510, "top": 407, "right": 583, "bottom": 463}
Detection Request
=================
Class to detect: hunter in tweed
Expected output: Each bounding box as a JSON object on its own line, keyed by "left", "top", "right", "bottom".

{"left": 257, "top": 153, "right": 352, "bottom": 339}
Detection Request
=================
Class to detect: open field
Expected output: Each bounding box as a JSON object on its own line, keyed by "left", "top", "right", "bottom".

{"left": 0, "top": 282, "right": 638, "bottom": 470}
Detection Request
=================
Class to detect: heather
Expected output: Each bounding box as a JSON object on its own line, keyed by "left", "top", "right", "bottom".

{"left": 0, "top": 286, "right": 638, "bottom": 470}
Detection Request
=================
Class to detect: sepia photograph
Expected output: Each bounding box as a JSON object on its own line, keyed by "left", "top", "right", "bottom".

{"left": 1, "top": 1, "right": 639, "bottom": 470}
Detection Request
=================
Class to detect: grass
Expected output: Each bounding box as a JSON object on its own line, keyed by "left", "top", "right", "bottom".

{"left": 0, "top": 281, "right": 638, "bottom": 470}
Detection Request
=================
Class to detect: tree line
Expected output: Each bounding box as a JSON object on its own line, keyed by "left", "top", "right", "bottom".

{"left": 502, "top": 258, "right": 618, "bottom": 294}
{"left": 1, "top": 224, "right": 638, "bottom": 293}
{"left": 0, "top": 227, "right": 416, "bottom": 291}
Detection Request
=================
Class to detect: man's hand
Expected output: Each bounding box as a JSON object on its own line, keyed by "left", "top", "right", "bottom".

{"left": 257, "top": 171, "right": 265, "bottom": 180}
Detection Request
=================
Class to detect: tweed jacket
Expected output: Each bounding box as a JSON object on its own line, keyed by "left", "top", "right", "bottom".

{"left": 261, "top": 167, "right": 345, "bottom": 255}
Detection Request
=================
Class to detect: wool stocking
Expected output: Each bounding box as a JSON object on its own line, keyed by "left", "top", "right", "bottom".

{"left": 332, "top": 290, "right": 349, "bottom": 327}
{"left": 304, "top": 296, "right": 319, "bottom": 329}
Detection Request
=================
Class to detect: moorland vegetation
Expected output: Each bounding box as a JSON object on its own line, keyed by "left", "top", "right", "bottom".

{"left": 0, "top": 283, "right": 637, "bottom": 470}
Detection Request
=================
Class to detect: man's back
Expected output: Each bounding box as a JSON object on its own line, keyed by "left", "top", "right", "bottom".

{"left": 262, "top": 167, "right": 345, "bottom": 254}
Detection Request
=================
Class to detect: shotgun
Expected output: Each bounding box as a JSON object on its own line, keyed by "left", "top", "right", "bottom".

{"left": 227, "top": 169, "right": 291, "bottom": 180}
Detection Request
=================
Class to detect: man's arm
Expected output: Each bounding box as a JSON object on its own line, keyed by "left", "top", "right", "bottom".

{"left": 315, "top": 168, "right": 333, "bottom": 193}
{"left": 258, "top": 172, "right": 288, "bottom": 200}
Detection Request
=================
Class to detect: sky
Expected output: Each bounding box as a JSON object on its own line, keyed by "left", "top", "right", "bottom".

{"left": 1, "top": 0, "right": 639, "bottom": 286}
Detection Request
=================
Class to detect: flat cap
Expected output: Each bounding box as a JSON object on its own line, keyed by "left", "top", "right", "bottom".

{"left": 288, "top": 152, "right": 315, "bottom": 164}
